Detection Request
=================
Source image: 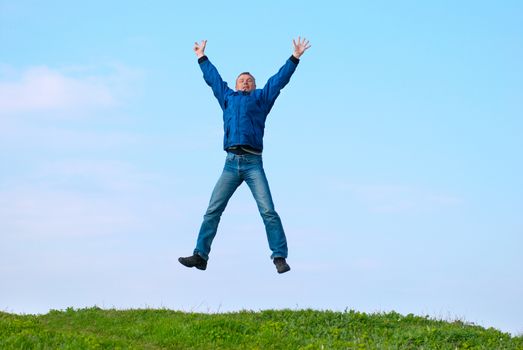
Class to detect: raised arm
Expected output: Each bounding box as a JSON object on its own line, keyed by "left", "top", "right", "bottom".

{"left": 261, "top": 37, "right": 311, "bottom": 111}
{"left": 195, "top": 40, "right": 232, "bottom": 109}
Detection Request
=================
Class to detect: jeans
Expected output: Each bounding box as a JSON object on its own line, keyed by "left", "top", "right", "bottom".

{"left": 194, "top": 152, "right": 288, "bottom": 261}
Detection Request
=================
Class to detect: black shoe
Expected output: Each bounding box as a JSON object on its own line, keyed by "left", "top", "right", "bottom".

{"left": 273, "top": 257, "right": 291, "bottom": 274}
{"left": 179, "top": 254, "right": 207, "bottom": 270}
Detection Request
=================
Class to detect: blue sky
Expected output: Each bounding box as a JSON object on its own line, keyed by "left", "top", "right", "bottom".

{"left": 1, "top": 0, "right": 522, "bottom": 335}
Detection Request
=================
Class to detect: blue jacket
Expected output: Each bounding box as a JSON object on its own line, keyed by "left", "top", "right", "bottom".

{"left": 198, "top": 55, "right": 299, "bottom": 152}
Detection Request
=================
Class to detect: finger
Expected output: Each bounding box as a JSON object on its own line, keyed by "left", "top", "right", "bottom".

{"left": 293, "top": 38, "right": 297, "bottom": 48}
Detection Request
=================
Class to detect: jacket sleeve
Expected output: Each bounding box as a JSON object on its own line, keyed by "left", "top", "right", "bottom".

{"left": 261, "top": 55, "right": 299, "bottom": 112}
{"left": 198, "top": 56, "right": 232, "bottom": 110}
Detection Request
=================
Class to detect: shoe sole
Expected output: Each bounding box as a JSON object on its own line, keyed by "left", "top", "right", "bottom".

{"left": 277, "top": 266, "right": 291, "bottom": 274}
{"left": 178, "top": 258, "right": 207, "bottom": 270}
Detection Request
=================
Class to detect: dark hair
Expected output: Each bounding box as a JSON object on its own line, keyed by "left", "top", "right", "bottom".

{"left": 237, "top": 72, "right": 256, "bottom": 83}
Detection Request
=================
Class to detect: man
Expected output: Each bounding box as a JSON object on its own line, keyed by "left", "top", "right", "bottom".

{"left": 179, "top": 37, "right": 311, "bottom": 274}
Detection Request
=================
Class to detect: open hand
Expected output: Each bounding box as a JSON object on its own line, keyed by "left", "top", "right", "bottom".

{"left": 194, "top": 40, "right": 207, "bottom": 58}
{"left": 293, "top": 37, "right": 311, "bottom": 59}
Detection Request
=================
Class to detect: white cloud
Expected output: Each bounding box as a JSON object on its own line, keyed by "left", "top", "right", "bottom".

{"left": 0, "top": 63, "right": 143, "bottom": 116}
{"left": 0, "top": 63, "right": 145, "bottom": 157}
{"left": 0, "top": 66, "right": 117, "bottom": 113}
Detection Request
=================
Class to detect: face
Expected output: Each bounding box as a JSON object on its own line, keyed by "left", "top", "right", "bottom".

{"left": 235, "top": 74, "right": 256, "bottom": 92}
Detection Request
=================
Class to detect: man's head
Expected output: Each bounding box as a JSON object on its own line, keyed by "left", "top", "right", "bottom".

{"left": 235, "top": 72, "right": 256, "bottom": 92}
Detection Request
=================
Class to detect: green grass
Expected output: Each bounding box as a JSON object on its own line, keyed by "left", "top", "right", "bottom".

{"left": 1, "top": 307, "right": 521, "bottom": 349}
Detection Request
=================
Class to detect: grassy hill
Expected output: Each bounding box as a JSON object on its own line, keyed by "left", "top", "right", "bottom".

{"left": 1, "top": 307, "right": 521, "bottom": 349}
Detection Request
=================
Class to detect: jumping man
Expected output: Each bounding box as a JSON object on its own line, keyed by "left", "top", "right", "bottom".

{"left": 179, "top": 37, "right": 311, "bottom": 274}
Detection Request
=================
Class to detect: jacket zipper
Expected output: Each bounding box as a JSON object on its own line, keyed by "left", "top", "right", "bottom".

{"left": 236, "top": 94, "right": 242, "bottom": 143}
